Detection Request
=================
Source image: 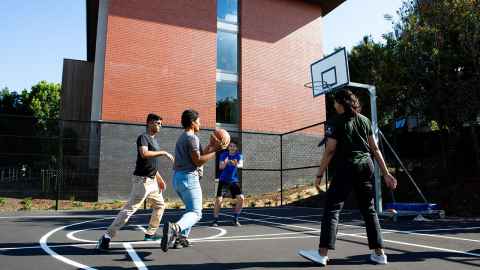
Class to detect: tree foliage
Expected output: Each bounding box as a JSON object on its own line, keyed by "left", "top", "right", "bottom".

{"left": 395, "top": 0, "right": 480, "bottom": 130}
{"left": 348, "top": 0, "right": 480, "bottom": 130}
{"left": 0, "top": 87, "right": 30, "bottom": 115}
{"left": 0, "top": 81, "right": 61, "bottom": 127}
{"left": 25, "top": 81, "right": 61, "bottom": 122}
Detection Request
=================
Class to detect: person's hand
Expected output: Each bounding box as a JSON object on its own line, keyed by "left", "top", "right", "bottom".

{"left": 164, "top": 152, "right": 174, "bottom": 162}
{"left": 384, "top": 173, "right": 397, "bottom": 190}
{"left": 230, "top": 160, "right": 238, "bottom": 166}
{"left": 314, "top": 174, "right": 323, "bottom": 193}
{"left": 157, "top": 178, "right": 166, "bottom": 191}
{"left": 208, "top": 134, "right": 222, "bottom": 151}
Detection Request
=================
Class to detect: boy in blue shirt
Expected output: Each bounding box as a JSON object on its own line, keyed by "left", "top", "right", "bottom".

{"left": 211, "top": 141, "right": 244, "bottom": 226}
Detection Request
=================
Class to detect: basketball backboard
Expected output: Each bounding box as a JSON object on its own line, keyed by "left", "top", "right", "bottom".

{"left": 306, "top": 47, "right": 350, "bottom": 97}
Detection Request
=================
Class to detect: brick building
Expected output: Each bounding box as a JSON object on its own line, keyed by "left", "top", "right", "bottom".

{"left": 61, "top": 0, "right": 344, "bottom": 200}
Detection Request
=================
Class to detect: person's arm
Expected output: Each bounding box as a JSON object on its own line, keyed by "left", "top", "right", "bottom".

{"left": 219, "top": 155, "right": 228, "bottom": 170}
{"left": 368, "top": 136, "right": 397, "bottom": 190}
{"left": 155, "top": 171, "right": 166, "bottom": 191}
{"left": 315, "top": 138, "right": 337, "bottom": 191}
{"left": 191, "top": 150, "right": 216, "bottom": 166}
{"left": 189, "top": 135, "right": 218, "bottom": 166}
{"left": 139, "top": 146, "right": 174, "bottom": 162}
{"left": 236, "top": 156, "right": 243, "bottom": 169}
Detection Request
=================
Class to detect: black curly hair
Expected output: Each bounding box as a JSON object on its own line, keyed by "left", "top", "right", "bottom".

{"left": 334, "top": 90, "right": 361, "bottom": 117}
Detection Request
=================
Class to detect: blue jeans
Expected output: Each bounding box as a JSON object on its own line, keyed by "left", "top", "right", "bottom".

{"left": 172, "top": 170, "right": 203, "bottom": 237}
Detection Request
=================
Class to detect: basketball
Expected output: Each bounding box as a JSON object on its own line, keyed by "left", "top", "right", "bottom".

{"left": 213, "top": 128, "right": 230, "bottom": 150}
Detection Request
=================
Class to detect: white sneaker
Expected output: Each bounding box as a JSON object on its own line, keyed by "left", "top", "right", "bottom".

{"left": 298, "top": 249, "right": 328, "bottom": 266}
{"left": 370, "top": 251, "right": 388, "bottom": 264}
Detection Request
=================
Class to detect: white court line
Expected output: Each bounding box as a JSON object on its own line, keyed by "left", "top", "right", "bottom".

{"left": 0, "top": 243, "right": 94, "bottom": 251}
{"left": 2, "top": 230, "right": 316, "bottom": 252}
{"left": 0, "top": 211, "right": 189, "bottom": 220}
{"left": 12, "top": 207, "right": 480, "bottom": 270}
{"left": 377, "top": 229, "right": 480, "bottom": 243}
{"left": 67, "top": 224, "right": 227, "bottom": 243}
{"left": 0, "top": 215, "right": 116, "bottom": 219}
{"left": 3, "top": 235, "right": 322, "bottom": 252}
{"left": 413, "top": 226, "right": 480, "bottom": 233}
{"left": 124, "top": 243, "right": 148, "bottom": 270}
{"left": 2, "top": 230, "right": 318, "bottom": 252}
{"left": 244, "top": 211, "right": 480, "bottom": 243}
{"left": 136, "top": 225, "right": 147, "bottom": 233}
{"left": 220, "top": 213, "right": 318, "bottom": 231}
{"left": 236, "top": 212, "right": 480, "bottom": 258}
{"left": 39, "top": 217, "right": 109, "bottom": 270}
{"left": 282, "top": 205, "right": 355, "bottom": 214}
{"left": 242, "top": 211, "right": 362, "bottom": 229}
{"left": 196, "top": 235, "right": 319, "bottom": 242}
{"left": 206, "top": 230, "right": 319, "bottom": 240}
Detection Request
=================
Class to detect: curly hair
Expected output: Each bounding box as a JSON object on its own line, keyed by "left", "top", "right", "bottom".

{"left": 334, "top": 90, "right": 361, "bottom": 117}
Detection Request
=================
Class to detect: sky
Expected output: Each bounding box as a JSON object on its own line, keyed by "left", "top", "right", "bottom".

{"left": 0, "top": 0, "right": 404, "bottom": 93}
{"left": 0, "top": 0, "right": 86, "bottom": 92}
{"left": 323, "top": 0, "right": 404, "bottom": 54}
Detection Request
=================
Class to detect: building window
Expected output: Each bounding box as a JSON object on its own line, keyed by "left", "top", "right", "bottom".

{"left": 217, "top": 0, "right": 238, "bottom": 24}
{"left": 217, "top": 0, "right": 238, "bottom": 125}
{"left": 216, "top": 81, "right": 238, "bottom": 124}
{"left": 217, "top": 31, "right": 238, "bottom": 73}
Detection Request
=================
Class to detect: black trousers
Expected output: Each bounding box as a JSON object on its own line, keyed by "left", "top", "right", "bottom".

{"left": 319, "top": 158, "right": 384, "bottom": 250}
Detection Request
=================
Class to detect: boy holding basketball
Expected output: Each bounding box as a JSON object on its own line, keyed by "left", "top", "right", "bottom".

{"left": 211, "top": 140, "right": 244, "bottom": 226}
{"left": 161, "top": 109, "right": 227, "bottom": 252}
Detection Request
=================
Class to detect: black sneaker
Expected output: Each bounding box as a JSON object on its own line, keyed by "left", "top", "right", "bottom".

{"left": 173, "top": 236, "right": 190, "bottom": 249}
{"left": 233, "top": 220, "right": 241, "bottom": 226}
{"left": 172, "top": 238, "right": 183, "bottom": 249}
{"left": 144, "top": 233, "right": 161, "bottom": 241}
{"left": 211, "top": 220, "right": 219, "bottom": 227}
{"left": 178, "top": 236, "right": 190, "bottom": 247}
{"left": 160, "top": 222, "right": 178, "bottom": 252}
{"left": 96, "top": 235, "right": 110, "bottom": 251}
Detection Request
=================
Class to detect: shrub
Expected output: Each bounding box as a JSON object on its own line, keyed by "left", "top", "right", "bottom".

{"left": 21, "top": 197, "right": 33, "bottom": 210}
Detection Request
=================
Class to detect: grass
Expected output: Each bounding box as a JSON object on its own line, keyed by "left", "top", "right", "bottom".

{"left": 72, "top": 201, "right": 84, "bottom": 208}
{"left": 21, "top": 197, "right": 33, "bottom": 210}
{"left": 0, "top": 184, "right": 320, "bottom": 212}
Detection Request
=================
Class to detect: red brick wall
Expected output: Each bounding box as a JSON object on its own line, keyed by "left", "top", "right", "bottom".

{"left": 240, "top": 0, "right": 326, "bottom": 133}
{"left": 101, "top": 0, "right": 217, "bottom": 128}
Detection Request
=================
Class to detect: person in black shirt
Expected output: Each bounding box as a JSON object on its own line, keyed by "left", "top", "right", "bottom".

{"left": 97, "top": 113, "right": 174, "bottom": 251}
{"left": 299, "top": 90, "right": 397, "bottom": 266}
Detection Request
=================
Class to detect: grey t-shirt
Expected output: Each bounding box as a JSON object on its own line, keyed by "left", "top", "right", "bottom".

{"left": 174, "top": 132, "right": 201, "bottom": 173}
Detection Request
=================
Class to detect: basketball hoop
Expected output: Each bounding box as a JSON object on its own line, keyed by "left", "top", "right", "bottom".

{"left": 303, "top": 80, "right": 330, "bottom": 89}
{"left": 304, "top": 80, "right": 333, "bottom": 97}
{"left": 306, "top": 47, "right": 350, "bottom": 97}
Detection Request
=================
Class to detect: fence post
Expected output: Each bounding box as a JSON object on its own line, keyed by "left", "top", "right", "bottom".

{"left": 280, "top": 134, "right": 283, "bottom": 206}
{"left": 56, "top": 119, "right": 64, "bottom": 211}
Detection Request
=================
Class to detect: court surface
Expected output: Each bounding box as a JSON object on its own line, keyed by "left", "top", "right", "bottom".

{"left": 0, "top": 206, "right": 479, "bottom": 269}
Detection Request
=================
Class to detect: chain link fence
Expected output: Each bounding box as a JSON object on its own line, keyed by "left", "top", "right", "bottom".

{"left": 0, "top": 115, "right": 328, "bottom": 210}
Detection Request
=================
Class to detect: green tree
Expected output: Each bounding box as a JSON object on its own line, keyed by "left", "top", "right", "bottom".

{"left": 395, "top": 0, "right": 480, "bottom": 129}
{"left": 346, "top": 0, "right": 480, "bottom": 178}
{"left": 25, "top": 81, "right": 61, "bottom": 121}
{"left": 347, "top": 36, "right": 406, "bottom": 130}
{"left": 0, "top": 87, "right": 30, "bottom": 115}
{"left": 394, "top": 0, "right": 480, "bottom": 176}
